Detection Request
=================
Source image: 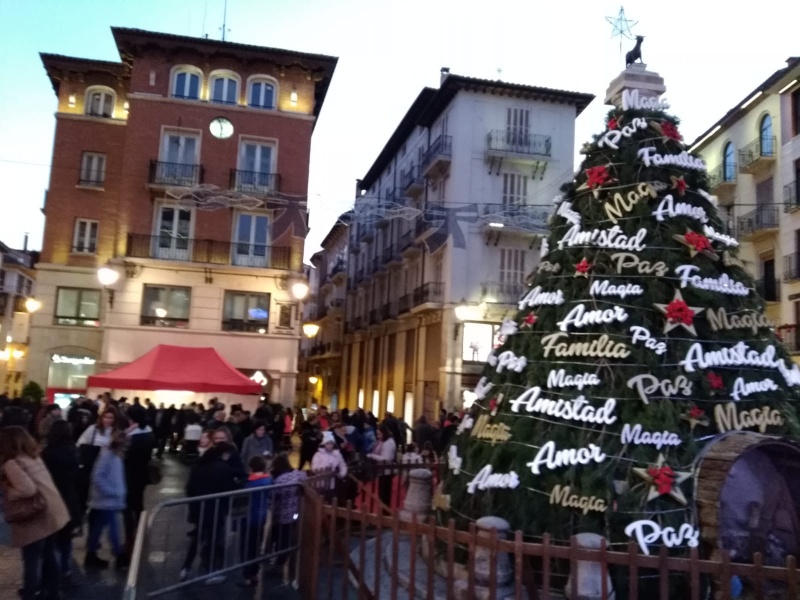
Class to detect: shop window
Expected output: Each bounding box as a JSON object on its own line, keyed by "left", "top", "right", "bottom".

{"left": 54, "top": 287, "right": 100, "bottom": 327}
{"left": 222, "top": 291, "right": 270, "bottom": 332}
{"left": 141, "top": 285, "right": 191, "bottom": 328}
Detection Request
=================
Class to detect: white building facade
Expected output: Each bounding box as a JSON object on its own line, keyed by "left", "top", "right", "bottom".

{"left": 340, "top": 69, "right": 593, "bottom": 420}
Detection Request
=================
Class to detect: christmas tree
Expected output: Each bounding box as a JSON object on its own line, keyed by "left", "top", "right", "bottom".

{"left": 443, "top": 70, "right": 800, "bottom": 558}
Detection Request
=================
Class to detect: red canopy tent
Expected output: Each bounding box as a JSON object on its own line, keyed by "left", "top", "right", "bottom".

{"left": 87, "top": 344, "right": 261, "bottom": 394}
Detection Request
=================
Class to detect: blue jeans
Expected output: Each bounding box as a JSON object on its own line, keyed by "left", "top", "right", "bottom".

{"left": 87, "top": 509, "right": 123, "bottom": 556}
{"left": 21, "top": 533, "right": 59, "bottom": 600}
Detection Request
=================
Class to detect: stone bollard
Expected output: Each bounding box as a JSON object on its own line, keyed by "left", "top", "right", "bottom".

{"left": 399, "top": 468, "right": 433, "bottom": 522}
{"left": 474, "top": 516, "right": 513, "bottom": 587}
{"left": 564, "top": 533, "right": 615, "bottom": 600}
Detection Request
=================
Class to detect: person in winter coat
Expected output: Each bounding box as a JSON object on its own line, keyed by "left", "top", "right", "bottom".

{"left": 240, "top": 420, "right": 273, "bottom": 468}
{"left": 299, "top": 415, "right": 321, "bottom": 470}
{"left": 76, "top": 408, "right": 119, "bottom": 515}
{"left": 240, "top": 455, "right": 273, "bottom": 587}
{"left": 0, "top": 427, "right": 70, "bottom": 600}
{"left": 184, "top": 442, "right": 244, "bottom": 584}
{"left": 212, "top": 426, "right": 245, "bottom": 474}
{"left": 41, "top": 420, "right": 82, "bottom": 580}
{"left": 270, "top": 453, "right": 306, "bottom": 575}
{"left": 85, "top": 430, "right": 128, "bottom": 570}
{"left": 311, "top": 432, "right": 347, "bottom": 502}
{"left": 367, "top": 426, "right": 397, "bottom": 507}
{"left": 123, "top": 404, "right": 155, "bottom": 556}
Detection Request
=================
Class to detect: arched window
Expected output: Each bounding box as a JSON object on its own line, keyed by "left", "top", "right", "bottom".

{"left": 171, "top": 66, "right": 202, "bottom": 100}
{"left": 723, "top": 142, "right": 735, "bottom": 181}
{"left": 84, "top": 86, "right": 115, "bottom": 118}
{"left": 248, "top": 76, "right": 277, "bottom": 109}
{"left": 209, "top": 70, "right": 240, "bottom": 105}
{"left": 760, "top": 114, "right": 774, "bottom": 156}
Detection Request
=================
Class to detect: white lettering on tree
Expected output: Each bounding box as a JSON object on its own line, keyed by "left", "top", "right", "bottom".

{"left": 598, "top": 117, "right": 648, "bottom": 150}
{"left": 589, "top": 280, "right": 644, "bottom": 299}
{"left": 629, "top": 326, "right": 667, "bottom": 355}
{"left": 638, "top": 147, "right": 706, "bottom": 171}
{"left": 652, "top": 194, "right": 708, "bottom": 224}
{"left": 466, "top": 465, "right": 520, "bottom": 494}
{"left": 610, "top": 253, "right": 668, "bottom": 277}
{"left": 731, "top": 377, "right": 778, "bottom": 401}
{"left": 626, "top": 374, "right": 692, "bottom": 404}
{"left": 518, "top": 286, "right": 565, "bottom": 310}
{"left": 557, "top": 303, "right": 629, "bottom": 332}
{"left": 621, "top": 423, "right": 681, "bottom": 450}
{"left": 621, "top": 89, "right": 670, "bottom": 111}
{"left": 625, "top": 520, "right": 699, "bottom": 556}
{"left": 546, "top": 369, "right": 601, "bottom": 391}
{"left": 528, "top": 441, "right": 607, "bottom": 475}
{"left": 680, "top": 342, "right": 800, "bottom": 386}
{"left": 508, "top": 387, "right": 617, "bottom": 425}
{"left": 558, "top": 224, "right": 648, "bottom": 252}
{"left": 674, "top": 265, "right": 749, "bottom": 296}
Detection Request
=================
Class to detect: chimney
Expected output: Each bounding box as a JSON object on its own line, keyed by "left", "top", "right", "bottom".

{"left": 23, "top": 233, "right": 28, "bottom": 252}
{"left": 440, "top": 67, "right": 450, "bottom": 86}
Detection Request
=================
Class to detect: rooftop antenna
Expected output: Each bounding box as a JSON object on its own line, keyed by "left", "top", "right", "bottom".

{"left": 605, "top": 6, "right": 637, "bottom": 60}
{"left": 220, "top": 0, "right": 230, "bottom": 41}
{"left": 201, "top": 0, "right": 208, "bottom": 38}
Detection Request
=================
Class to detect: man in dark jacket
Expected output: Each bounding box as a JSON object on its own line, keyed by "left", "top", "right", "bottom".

{"left": 185, "top": 442, "right": 244, "bottom": 581}
{"left": 123, "top": 404, "right": 156, "bottom": 560}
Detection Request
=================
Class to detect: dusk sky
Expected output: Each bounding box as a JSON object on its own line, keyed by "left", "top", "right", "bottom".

{"left": 0, "top": 0, "right": 796, "bottom": 257}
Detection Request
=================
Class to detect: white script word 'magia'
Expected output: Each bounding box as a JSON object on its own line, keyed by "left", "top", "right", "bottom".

{"left": 680, "top": 342, "right": 800, "bottom": 386}
{"left": 621, "top": 89, "right": 670, "bottom": 111}
{"left": 518, "top": 286, "right": 565, "bottom": 310}
{"left": 627, "top": 374, "right": 692, "bottom": 404}
{"left": 598, "top": 117, "right": 648, "bottom": 150}
{"left": 703, "top": 224, "right": 739, "bottom": 247}
{"left": 652, "top": 194, "right": 708, "bottom": 224}
{"left": 637, "top": 147, "right": 706, "bottom": 171}
{"left": 466, "top": 464, "right": 520, "bottom": 494}
{"left": 546, "top": 369, "right": 601, "bottom": 391}
{"left": 508, "top": 387, "right": 617, "bottom": 425}
{"left": 557, "top": 224, "right": 647, "bottom": 252}
{"left": 674, "top": 265, "right": 749, "bottom": 296}
{"left": 589, "top": 279, "right": 644, "bottom": 299}
{"left": 557, "top": 303, "right": 629, "bottom": 332}
{"left": 527, "top": 441, "right": 607, "bottom": 475}
{"left": 620, "top": 423, "right": 681, "bottom": 450}
{"left": 624, "top": 520, "right": 699, "bottom": 556}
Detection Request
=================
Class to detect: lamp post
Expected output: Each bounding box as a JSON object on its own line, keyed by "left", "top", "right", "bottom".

{"left": 97, "top": 265, "right": 120, "bottom": 309}
{"left": 25, "top": 298, "right": 42, "bottom": 314}
{"left": 302, "top": 322, "right": 320, "bottom": 338}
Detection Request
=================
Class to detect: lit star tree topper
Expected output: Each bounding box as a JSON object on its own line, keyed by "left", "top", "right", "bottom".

{"left": 605, "top": 6, "right": 638, "bottom": 55}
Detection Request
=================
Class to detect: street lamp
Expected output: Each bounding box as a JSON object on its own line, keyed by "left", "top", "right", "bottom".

{"left": 97, "top": 265, "right": 119, "bottom": 308}
{"left": 308, "top": 376, "right": 319, "bottom": 385}
{"left": 454, "top": 302, "right": 472, "bottom": 321}
{"left": 291, "top": 280, "right": 309, "bottom": 300}
{"left": 302, "top": 322, "right": 320, "bottom": 338}
{"left": 25, "top": 298, "right": 42, "bottom": 313}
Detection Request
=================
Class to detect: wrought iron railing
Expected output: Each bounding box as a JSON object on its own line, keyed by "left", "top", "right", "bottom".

{"left": 126, "top": 234, "right": 290, "bottom": 269}
{"left": 486, "top": 130, "right": 552, "bottom": 157}
{"left": 420, "top": 135, "right": 452, "bottom": 172}
{"left": 401, "top": 165, "right": 424, "bottom": 193}
{"left": 481, "top": 281, "right": 526, "bottom": 304}
{"left": 229, "top": 170, "right": 280, "bottom": 194}
{"left": 412, "top": 281, "right": 443, "bottom": 306}
{"left": 706, "top": 163, "right": 737, "bottom": 189}
{"left": 381, "top": 302, "right": 398, "bottom": 320}
{"left": 398, "top": 294, "right": 412, "bottom": 314}
{"left": 148, "top": 160, "right": 203, "bottom": 186}
{"left": 736, "top": 206, "right": 778, "bottom": 237}
{"left": 739, "top": 136, "right": 776, "bottom": 171}
{"left": 368, "top": 308, "right": 380, "bottom": 325}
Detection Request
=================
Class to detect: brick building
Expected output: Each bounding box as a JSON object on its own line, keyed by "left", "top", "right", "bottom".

{"left": 28, "top": 27, "right": 337, "bottom": 405}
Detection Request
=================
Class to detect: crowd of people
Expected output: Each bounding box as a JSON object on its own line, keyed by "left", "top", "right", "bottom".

{"left": 0, "top": 393, "right": 463, "bottom": 598}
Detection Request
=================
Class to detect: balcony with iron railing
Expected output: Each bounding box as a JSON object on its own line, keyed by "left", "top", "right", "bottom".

{"left": 401, "top": 165, "right": 425, "bottom": 198}
{"left": 481, "top": 281, "right": 526, "bottom": 305}
{"left": 414, "top": 214, "right": 432, "bottom": 238}
{"left": 706, "top": 163, "right": 737, "bottom": 191}
{"left": 420, "top": 135, "right": 452, "bottom": 178}
{"left": 368, "top": 308, "right": 381, "bottom": 326}
{"left": 382, "top": 244, "right": 395, "bottom": 264}
{"left": 481, "top": 203, "right": 550, "bottom": 233}
{"left": 486, "top": 130, "right": 552, "bottom": 158}
{"left": 229, "top": 170, "right": 280, "bottom": 195}
{"left": 785, "top": 181, "right": 799, "bottom": 212}
{"left": 398, "top": 293, "right": 412, "bottom": 315}
{"left": 399, "top": 230, "right": 417, "bottom": 253}
{"left": 736, "top": 205, "right": 779, "bottom": 239}
{"left": 382, "top": 301, "right": 398, "bottom": 321}
{"left": 778, "top": 326, "right": 800, "bottom": 353}
{"left": 352, "top": 316, "right": 364, "bottom": 331}
{"left": 754, "top": 278, "right": 780, "bottom": 303}
{"left": 148, "top": 160, "right": 203, "bottom": 187}
{"left": 412, "top": 281, "right": 444, "bottom": 307}
{"left": 126, "top": 234, "right": 291, "bottom": 269}
{"left": 738, "top": 136, "right": 776, "bottom": 174}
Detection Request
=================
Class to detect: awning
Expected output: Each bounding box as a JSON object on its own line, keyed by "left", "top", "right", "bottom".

{"left": 87, "top": 344, "right": 262, "bottom": 394}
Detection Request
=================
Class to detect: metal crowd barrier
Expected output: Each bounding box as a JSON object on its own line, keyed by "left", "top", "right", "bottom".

{"left": 123, "top": 472, "right": 334, "bottom": 599}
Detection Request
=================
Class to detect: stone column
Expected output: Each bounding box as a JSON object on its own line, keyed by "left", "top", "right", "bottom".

{"left": 454, "top": 516, "right": 516, "bottom": 599}
{"left": 564, "top": 532, "right": 615, "bottom": 600}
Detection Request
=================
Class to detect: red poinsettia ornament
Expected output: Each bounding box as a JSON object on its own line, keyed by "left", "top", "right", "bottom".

{"left": 689, "top": 406, "right": 705, "bottom": 419}
{"left": 660, "top": 121, "right": 683, "bottom": 142}
{"left": 684, "top": 231, "right": 712, "bottom": 253}
{"left": 522, "top": 313, "right": 537, "bottom": 328}
{"left": 574, "top": 258, "right": 591, "bottom": 276}
{"left": 647, "top": 466, "right": 676, "bottom": 495}
{"left": 664, "top": 299, "right": 694, "bottom": 325}
{"left": 607, "top": 116, "right": 619, "bottom": 130}
{"left": 585, "top": 165, "right": 612, "bottom": 190}
{"left": 707, "top": 372, "right": 725, "bottom": 390}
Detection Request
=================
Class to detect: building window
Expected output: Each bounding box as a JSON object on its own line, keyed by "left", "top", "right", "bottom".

{"left": 0, "top": 270, "right": 5, "bottom": 291}
{"left": 210, "top": 71, "right": 240, "bottom": 104}
{"left": 157, "top": 132, "right": 200, "bottom": 185}
{"left": 278, "top": 304, "right": 293, "bottom": 328}
{"left": 502, "top": 173, "right": 528, "bottom": 205}
{"left": 462, "top": 322, "right": 502, "bottom": 362}
{"left": 233, "top": 212, "right": 271, "bottom": 267}
{"left": 793, "top": 89, "right": 800, "bottom": 137}
{"left": 222, "top": 291, "right": 270, "bottom": 332}
{"left": 248, "top": 77, "right": 277, "bottom": 109}
{"left": 171, "top": 67, "right": 202, "bottom": 100}
{"left": 723, "top": 142, "right": 735, "bottom": 181}
{"left": 141, "top": 285, "right": 191, "bottom": 328}
{"left": 72, "top": 219, "right": 98, "bottom": 254}
{"left": 84, "top": 86, "right": 115, "bottom": 118}
{"left": 79, "top": 152, "right": 106, "bottom": 186}
{"left": 234, "top": 140, "right": 276, "bottom": 193}
{"left": 500, "top": 248, "right": 526, "bottom": 292}
{"left": 506, "top": 108, "right": 530, "bottom": 145}
{"left": 760, "top": 114, "right": 774, "bottom": 156}
{"left": 54, "top": 287, "right": 101, "bottom": 327}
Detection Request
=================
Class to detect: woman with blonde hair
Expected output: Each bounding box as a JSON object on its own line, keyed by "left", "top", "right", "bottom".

{"left": 0, "top": 426, "right": 70, "bottom": 600}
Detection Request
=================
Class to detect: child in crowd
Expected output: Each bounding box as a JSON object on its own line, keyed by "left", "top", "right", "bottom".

{"left": 240, "top": 455, "right": 273, "bottom": 587}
